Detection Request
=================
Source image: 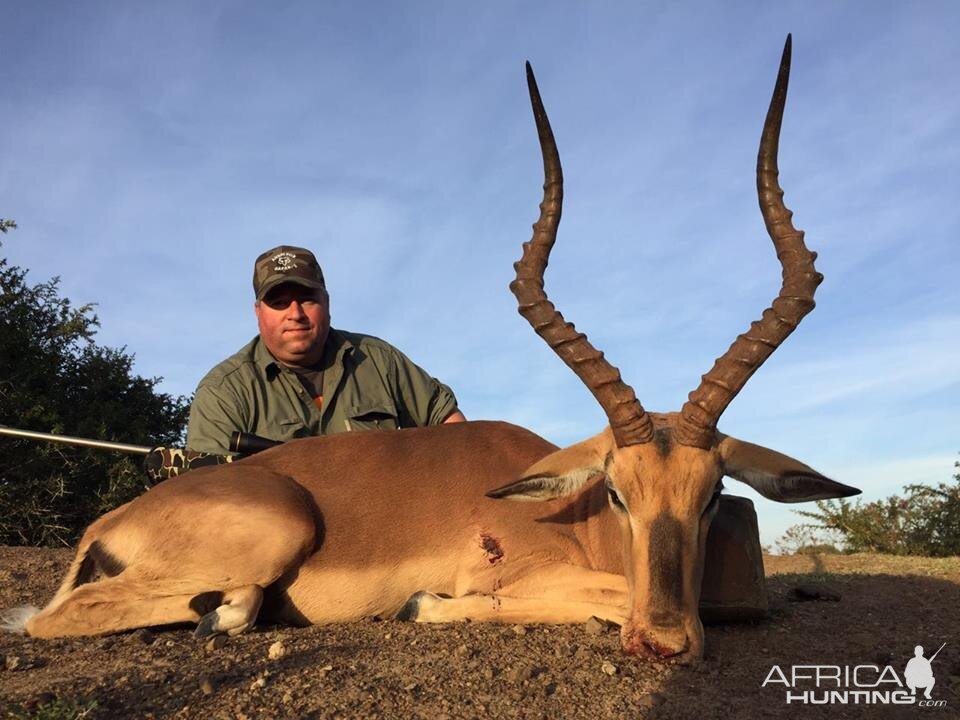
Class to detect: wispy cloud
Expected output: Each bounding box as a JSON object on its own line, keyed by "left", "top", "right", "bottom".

{"left": 730, "top": 315, "right": 960, "bottom": 417}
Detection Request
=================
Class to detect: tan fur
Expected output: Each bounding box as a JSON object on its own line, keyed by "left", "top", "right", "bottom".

{"left": 26, "top": 466, "right": 317, "bottom": 637}
{"left": 19, "top": 415, "right": 847, "bottom": 665}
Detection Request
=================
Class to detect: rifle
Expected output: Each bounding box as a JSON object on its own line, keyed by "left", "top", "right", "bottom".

{"left": 0, "top": 425, "right": 282, "bottom": 482}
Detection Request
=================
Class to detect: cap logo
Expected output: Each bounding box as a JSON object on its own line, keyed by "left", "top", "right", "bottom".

{"left": 271, "top": 252, "right": 298, "bottom": 273}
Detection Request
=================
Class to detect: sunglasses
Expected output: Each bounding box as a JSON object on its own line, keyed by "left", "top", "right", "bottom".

{"left": 261, "top": 290, "right": 324, "bottom": 310}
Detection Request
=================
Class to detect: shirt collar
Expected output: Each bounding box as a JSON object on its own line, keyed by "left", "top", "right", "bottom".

{"left": 256, "top": 328, "right": 354, "bottom": 380}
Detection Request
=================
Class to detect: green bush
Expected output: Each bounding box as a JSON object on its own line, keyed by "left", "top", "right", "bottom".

{"left": 0, "top": 236, "right": 189, "bottom": 546}
{"left": 7, "top": 698, "right": 98, "bottom": 720}
{"left": 779, "top": 456, "right": 960, "bottom": 556}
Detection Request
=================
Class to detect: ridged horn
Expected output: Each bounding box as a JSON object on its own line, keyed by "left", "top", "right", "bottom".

{"left": 511, "top": 62, "right": 654, "bottom": 448}
{"left": 677, "top": 35, "right": 823, "bottom": 449}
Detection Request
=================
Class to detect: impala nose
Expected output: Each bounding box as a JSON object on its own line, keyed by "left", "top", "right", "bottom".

{"left": 620, "top": 624, "right": 692, "bottom": 662}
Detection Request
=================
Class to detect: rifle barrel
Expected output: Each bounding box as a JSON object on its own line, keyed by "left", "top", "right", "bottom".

{"left": 0, "top": 425, "right": 152, "bottom": 455}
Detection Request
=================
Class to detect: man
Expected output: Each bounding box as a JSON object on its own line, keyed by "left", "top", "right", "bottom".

{"left": 187, "top": 245, "right": 465, "bottom": 455}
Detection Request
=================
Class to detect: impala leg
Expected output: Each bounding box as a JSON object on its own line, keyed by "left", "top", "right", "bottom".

{"left": 26, "top": 578, "right": 209, "bottom": 638}
{"left": 27, "top": 581, "right": 268, "bottom": 639}
{"left": 399, "top": 564, "right": 629, "bottom": 625}
{"left": 194, "top": 585, "right": 264, "bottom": 638}
{"left": 494, "top": 564, "right": 628, "bottom": 603}
{"left": 22, "top": 467, "right": 319, "bottom": 639}
{"left": 399, "top": 592, "right": 628, "bottom": 626}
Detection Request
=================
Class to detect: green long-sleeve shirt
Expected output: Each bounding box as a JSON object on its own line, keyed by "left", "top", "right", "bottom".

{"left": 186, "top": 328, "right": 459, "bottom": 455}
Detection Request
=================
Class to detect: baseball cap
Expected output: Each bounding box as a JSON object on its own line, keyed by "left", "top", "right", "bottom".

{"left": 253, "top": 245, "right": 326, "bottom": 301}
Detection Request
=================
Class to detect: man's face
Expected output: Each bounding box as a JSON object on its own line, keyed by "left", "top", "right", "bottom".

{"left": 255, "top": 284, "right": 330, "bottom": 367}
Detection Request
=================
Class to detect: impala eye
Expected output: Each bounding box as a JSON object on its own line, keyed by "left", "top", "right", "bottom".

{"left": 606, "top": 483, "right": 626, "bottom": 511}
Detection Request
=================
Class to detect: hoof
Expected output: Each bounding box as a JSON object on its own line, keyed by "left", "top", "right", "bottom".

{"left": 194, "top": 611, "right": 222, "bottom": 639}
{"left": 396, "top": 591, "right": 436, "bottom": 622}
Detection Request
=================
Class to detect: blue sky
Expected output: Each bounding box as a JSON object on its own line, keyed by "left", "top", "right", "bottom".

{"left": 2, "top": 2, "right": 958, "bottom": 548}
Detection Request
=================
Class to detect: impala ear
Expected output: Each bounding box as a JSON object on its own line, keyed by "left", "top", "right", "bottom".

{"left": 718, "top": 436, "right": 861, "bottom": 504}
{"left": 486, "top": 429, "right": 612, "bottom": 502}
{"left": 485, "top": 467, "right": 603, "bottom": 502}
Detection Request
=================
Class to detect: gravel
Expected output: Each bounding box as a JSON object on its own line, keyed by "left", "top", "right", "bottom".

{"left": 1, "top": 546, "right": 958, "bottom": 719}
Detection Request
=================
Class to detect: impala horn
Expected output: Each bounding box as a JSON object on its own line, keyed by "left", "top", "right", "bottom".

{"left": 511, "top": 62, "right": 654, "bottom": 448}
{"left": 677, "top": 35, "right": 823, "bottom": 449}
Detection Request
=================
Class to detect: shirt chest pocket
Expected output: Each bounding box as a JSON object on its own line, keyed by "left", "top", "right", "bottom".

{"left": 274, "top": 417, "right": 311, "bottom": 442}
{"left": 346, "top": 398, "right": 400, "bottom": 432}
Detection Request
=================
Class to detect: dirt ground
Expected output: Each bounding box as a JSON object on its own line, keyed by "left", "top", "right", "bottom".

{"left": 1, "top": 547, "right": 958, "bottom": 719}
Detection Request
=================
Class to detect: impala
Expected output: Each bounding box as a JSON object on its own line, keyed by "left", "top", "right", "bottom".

{"left": 4, "top": 36, "right": 857, "bottom": 663}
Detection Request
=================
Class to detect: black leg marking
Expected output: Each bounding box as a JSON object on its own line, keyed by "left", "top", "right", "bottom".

{"left": 193, "top": 611, "right": 222, "bottom": 639}
{"left": 74, "top": 541, "right": 126, "bottom": 588}
{"left": 189, "top": 591, "right": 224, "bottom": 617}
{"left": 396, "top": 591, "right": 431, "bottom": 622}
{"left": 89, "top": 541, "right": 125, "bottom": 577}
